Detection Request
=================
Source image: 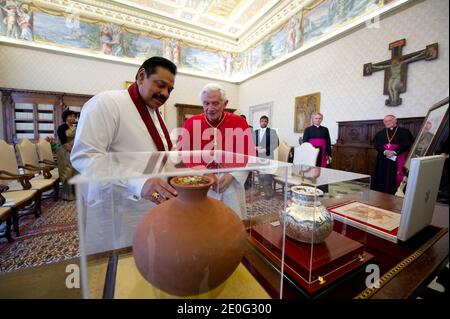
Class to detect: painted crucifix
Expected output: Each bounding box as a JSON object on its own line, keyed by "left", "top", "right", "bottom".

{"left": 364, "top": 39, "right": 438, "bottom": 106}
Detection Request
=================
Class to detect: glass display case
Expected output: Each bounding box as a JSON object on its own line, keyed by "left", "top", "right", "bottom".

{"left": 72, "top": 151, "right": 374, "bottom": 299}
{"left": 72, "top": 150, "right": 290, "bottom": 299}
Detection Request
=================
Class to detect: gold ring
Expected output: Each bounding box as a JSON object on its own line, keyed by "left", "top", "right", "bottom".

{"left": 151, "top": 192, "right": 161, "bottom": 200}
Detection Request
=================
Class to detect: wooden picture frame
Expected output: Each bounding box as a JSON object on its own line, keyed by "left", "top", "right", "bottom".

{"left": 294, "top": 92, "right": 320, "bottom": 133}
{"left": 404, "top": 97, "right": 449, "bottom": 170}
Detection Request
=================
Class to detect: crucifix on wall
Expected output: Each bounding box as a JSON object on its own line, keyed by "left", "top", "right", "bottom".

{"left": 363, "top": 39, "right": 438, "bottom": 106}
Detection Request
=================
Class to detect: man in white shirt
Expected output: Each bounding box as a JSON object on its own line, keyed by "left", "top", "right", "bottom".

{"left": 177, "top": 83, "right": 256, "bottom": 218}
{"left": 72, "top": 56, "right": 178, "bottom": 202}
{"left": 71, "top": 57, "right": 179, "bottom": 253}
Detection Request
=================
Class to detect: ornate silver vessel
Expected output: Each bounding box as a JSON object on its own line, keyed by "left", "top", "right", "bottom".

{"left": 280, "top": 185, "right": 333, "bottom": 244}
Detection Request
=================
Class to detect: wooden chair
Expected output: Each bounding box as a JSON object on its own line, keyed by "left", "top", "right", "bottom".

{"left": 0, "top": 185, "right": 13, "bottom": 242}
{"left": 0, "top": 139, "right": 45, "bottom": 220}
{"left": 293, "top": 142, "right": 320, "bottom": 165}
{"left": 252, "top": 140, "right": 293, "bottom": 189}
{"left": 273, "top": 142, "right": 320, "bottom": 192}
{"left": 2, "top": 186, "right": 40, "bottom": 236}
{"left": 277, "top": 140, "right": 293, "bottom": 162}
{"left": 15, "top": 139, "right": 60, "bottom": 201}
{"left": 35, "top": 139, "right": 59, "bottom": 179}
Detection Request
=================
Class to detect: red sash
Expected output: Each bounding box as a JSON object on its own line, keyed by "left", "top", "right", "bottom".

{"left": 309, "top": 138, "right": 327, "bottom": 167}
{"left": 127, "top": 82, "right": 172, "bottom": 151}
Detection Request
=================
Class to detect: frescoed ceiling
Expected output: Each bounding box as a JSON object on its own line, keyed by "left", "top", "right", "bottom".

{"left": 110, "top": 0, "right": 281, "bottom": 39}
{"left": 0, "top": 0, "right": 408, "bottom": 82}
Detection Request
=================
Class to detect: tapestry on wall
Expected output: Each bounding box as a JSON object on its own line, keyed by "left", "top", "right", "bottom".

{"left": 294, "top": 92, "right": 320, "bottom": 133}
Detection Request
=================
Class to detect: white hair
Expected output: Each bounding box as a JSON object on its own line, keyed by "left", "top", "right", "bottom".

{"left": 311, "top": 112, "right": 323, "bottom": 118}
{"left": 200, "top": 83, "right": 227, "bottom": 101}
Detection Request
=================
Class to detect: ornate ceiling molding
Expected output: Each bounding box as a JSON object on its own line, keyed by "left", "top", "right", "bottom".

{"left": 1, "top": 0, "right": 414, "bottom": 84}
{"left": 33, "top": 0, "right": 238, "bottom": 51}
{"left": 32, "top": 0, "right": 308, "bottom": 52}
{"left": 237, "top": 0, "right": 306, "bottom": 50}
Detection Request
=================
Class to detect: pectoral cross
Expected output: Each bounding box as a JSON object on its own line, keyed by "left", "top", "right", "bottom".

{"left": 213, "top": 127, "right": 218, "bottom": 149}
{"left": 206, "top": 127, "right": 220, "bottom": 170}
{"left": 363, "top": 39, "right": 438, "bottom": 106}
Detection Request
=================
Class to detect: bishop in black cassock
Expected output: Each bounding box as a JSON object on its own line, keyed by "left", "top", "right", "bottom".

{"left": 371, "top": 115, "right": 414, "bottom": 195}
{"left": 303, "top": 115, "right": 332, "bottom": 168}
{"left": 303, "top": 113, "right": 332, "bottom": 193}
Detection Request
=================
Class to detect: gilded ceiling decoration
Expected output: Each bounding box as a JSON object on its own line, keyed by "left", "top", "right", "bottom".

{"left": 0, "top": 0, "right": 409, "bottom": 82}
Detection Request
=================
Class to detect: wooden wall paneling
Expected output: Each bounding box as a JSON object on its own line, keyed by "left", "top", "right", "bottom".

{"left": 333, "top": 117, "right": 425, "bottom": 175}
{"left": 343, "top": 124, "right": 369, "bottom": 145}
{"left": 1, "top": 90, "right": 14, "bottom": 142}
{"left": 1, "top": 88, "right": 92, "bottom": 143}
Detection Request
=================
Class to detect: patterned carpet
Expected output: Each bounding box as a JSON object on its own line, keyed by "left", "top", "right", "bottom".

{"left": 0, "top": 199, "right": 79, "bottom": 273}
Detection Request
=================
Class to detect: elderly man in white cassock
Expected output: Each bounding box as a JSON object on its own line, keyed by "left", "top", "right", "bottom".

{"left": 177, "top": 83, "right": 256, "bottom": 219}
{"left": 71, "top": 57, "right": 179, "bottom": 254}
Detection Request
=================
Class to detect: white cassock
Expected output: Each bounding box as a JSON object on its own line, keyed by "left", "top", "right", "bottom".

{"left": 207, "top": 172, "right": 248, "bottom": 219}
{"left": 71, "top": 89, "right": 169, "bottom": 255}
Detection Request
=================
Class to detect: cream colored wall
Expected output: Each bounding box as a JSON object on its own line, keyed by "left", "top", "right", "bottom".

{"left": 1, "top": 0, "right": 448, "bottom": 145}
{"left": 0, "top": 44, "right": 238, "bottom": 139}
{"left": 239, "top": 0, "right": 449, "bottom": 146}
{"left": 0, "top": 96, "right": 3, "bottom": 139}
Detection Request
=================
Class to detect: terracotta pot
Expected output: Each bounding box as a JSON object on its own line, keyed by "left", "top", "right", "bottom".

{"left": 132, "top": 175, "right": 246, "bottom": 296}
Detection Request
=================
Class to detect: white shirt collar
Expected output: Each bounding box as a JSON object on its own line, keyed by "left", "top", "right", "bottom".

{"left": 259, "top": 127, "right": 267, "bottom": 143}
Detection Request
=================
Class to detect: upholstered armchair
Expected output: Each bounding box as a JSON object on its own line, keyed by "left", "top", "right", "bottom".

{"left": 35, "top": 139, "right": 59, "bottom": 179}
{"left": 16, "top": 139, "right": 56, "bottom": 179}
{"left": 0, "top": 184, "right": 13, "bottom": 242}
{"left": 277, "top": 140, "right": 293, "bottom": 163}
{"left": 0, "top": 139, "right": 45, "bottom": 221}
{"left": 250, "top": 140, "right": 294, "bottom": 193}
{"left": 14, "top": 139, "right": 60, "bottom": 201}
{"left": 273, "top": 142, "right": 320, "bottom": 192}
{"left": 0, "top": 139, "right": 34, "bottom": 191}
{"left": 292, "top": 142, "right": 320, "bottom": 166}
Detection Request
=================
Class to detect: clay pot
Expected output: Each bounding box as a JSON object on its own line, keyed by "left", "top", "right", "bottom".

{"left": 132, "top": 175, "right": 246, "bottom": 296}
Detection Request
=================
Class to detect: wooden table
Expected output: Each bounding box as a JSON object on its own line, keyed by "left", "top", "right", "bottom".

{"left": 0, "top": 192, "right": 447, "bottom": 299}
{"left": 243, "top": 191, "right": 449, "bottom": 299}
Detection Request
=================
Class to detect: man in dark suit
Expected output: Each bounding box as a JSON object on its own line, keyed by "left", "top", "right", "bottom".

{"left": 253, "top": 115, "right": 279, "bottom": 198}
{"left": 253, "top": 115, "right": 279, "bottom": 160}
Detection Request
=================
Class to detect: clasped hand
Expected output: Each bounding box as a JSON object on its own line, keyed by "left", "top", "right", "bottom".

{"left": 385, "top": 150, "right": 396, "bottom": 158}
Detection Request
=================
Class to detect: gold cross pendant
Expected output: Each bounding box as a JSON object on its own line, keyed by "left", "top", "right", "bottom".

{"left": 213, "top": 127, "right": 218, "bottom": 148}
